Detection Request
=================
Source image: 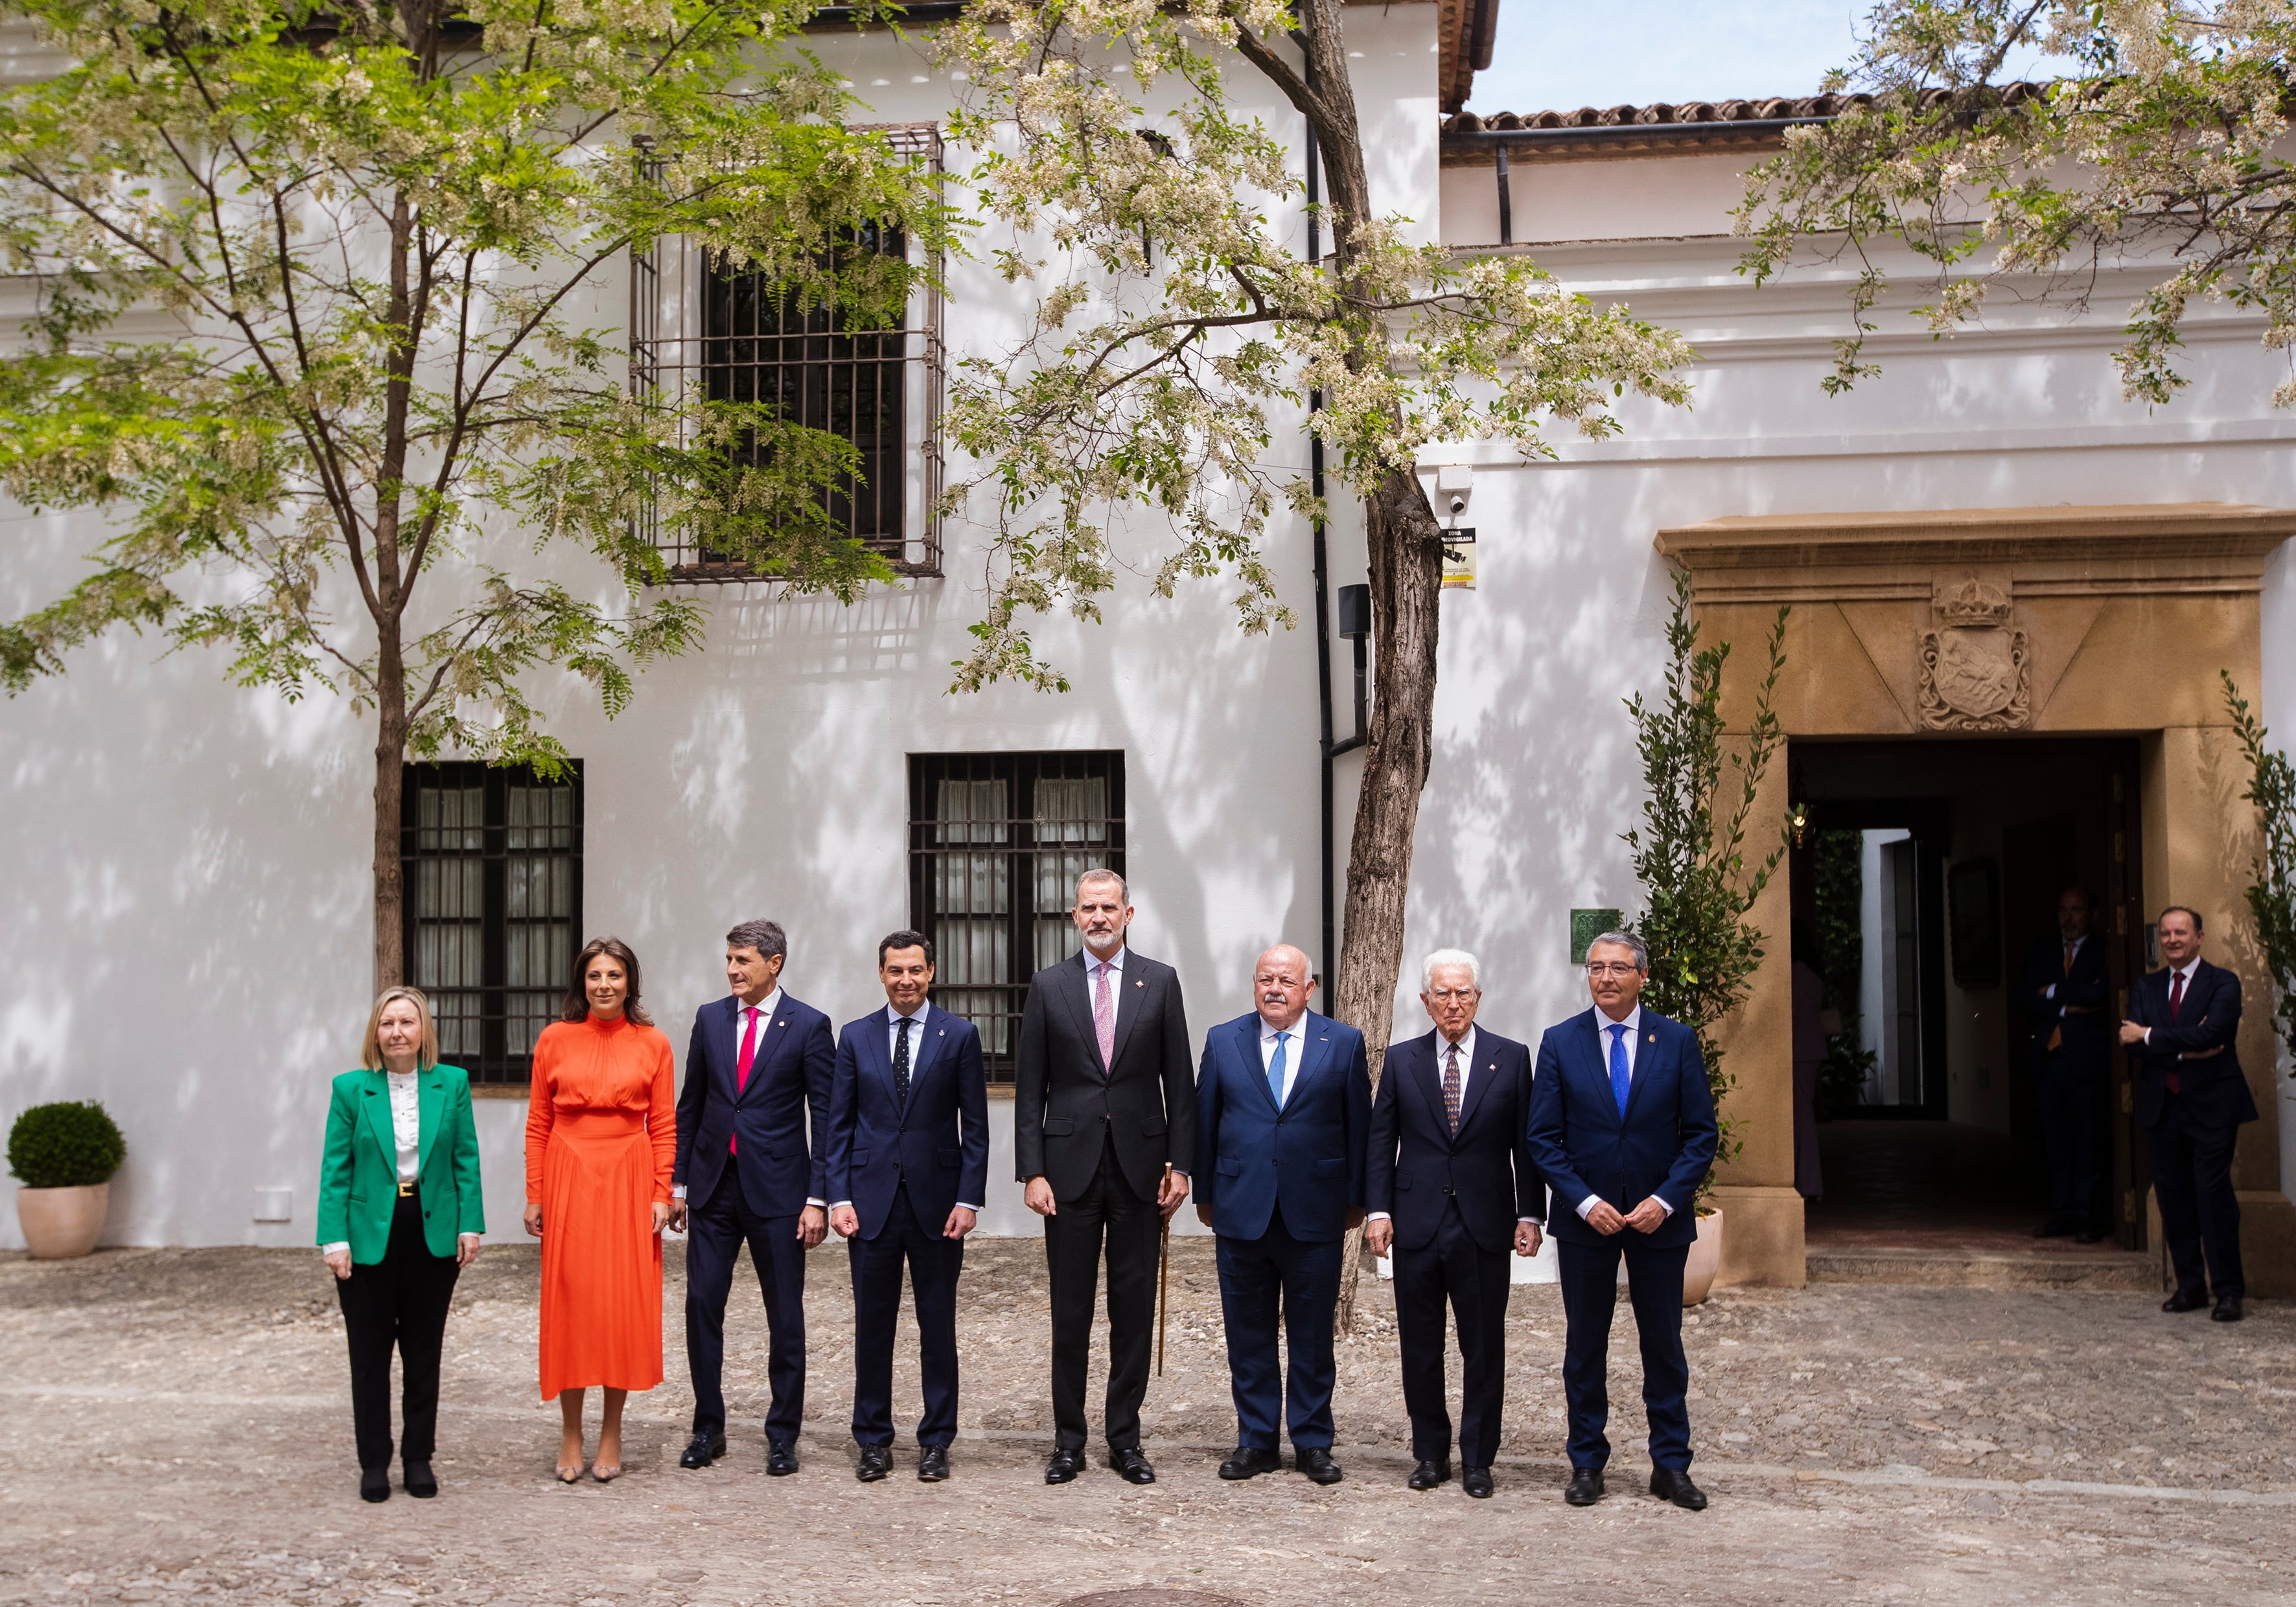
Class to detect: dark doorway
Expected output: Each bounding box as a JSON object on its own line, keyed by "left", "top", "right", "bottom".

{"left": 1787, "top": 737, "right": 2149, "bottom": 1257}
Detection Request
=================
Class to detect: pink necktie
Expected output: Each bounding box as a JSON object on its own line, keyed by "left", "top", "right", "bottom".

{"left": 1093, "top": 964, "right": 1116, "bottom": 1071}
{"left": 730, "top": 1006, "right": 760, "bottom": 1154}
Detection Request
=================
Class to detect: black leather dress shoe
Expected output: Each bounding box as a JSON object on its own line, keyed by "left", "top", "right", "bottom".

{"left": 678, "top": 1431, "right": 727, "bottom": 1470}
{"left": 2163, "top": 1288, "right": 2212, "bottom": 1313}
{"left": 2213, "top": 1295, "right": 2245, "bottom": 1322}
{"left": 1045, "top": 1448, "right": 1085, "bottom": 1485}
{"left": 1295, "top": 1447, "right": 1343, "bottom": 1485}
{"left": 360, "top": 1467, "right": 390, "bottom": 1503}
{"left": 917, "top": 1445, "right": 951, "bottom": 1481}
{"left": 1462, "top": 1466, "right": 1494, "bottom": 1499}
{"left": 2032, "top": 1221, "right": 2074, "bottom": 1239}
{"left": 767, "top": 1439, "right": 800, "bottom": 1476}
{"left": 856, "top": 1444, "right": 892, "bottom": 1482}
{"left": 1108, "top": 1447, "right": 1155, "bottom": 1485}
{"left": 1218, "top": 1446, "right": 1282, "bottom": 1481}
{"left": 1650, "top": 1467, "right": 1709, "bottom": 1510}
{"left": 1407, "top": 1459, "right": 1451, "bottom": 1490}
{"left": 402, "top": 1459, "right": 437, "bottom": 1498}
{"left": 1564, "top": 1467, "right": 1604, "bottom": 1507}
{"left": 2074, "top": 1228, "right": 2105, "bottom": 1244}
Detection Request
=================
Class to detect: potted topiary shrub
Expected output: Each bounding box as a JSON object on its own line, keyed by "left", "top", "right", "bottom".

{"left": 10, "top": 1101, "right": 126, "bottom": 1258}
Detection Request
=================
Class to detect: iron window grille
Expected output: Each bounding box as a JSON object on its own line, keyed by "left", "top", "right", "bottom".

{"left": 401, "top": 762, "right": 584, "bottom": 1085}
{"left": 630, "top": 123, "right": 945, "bottom": 580}
{"left": 908, "top": 752, "right": 1126, "bottom": 1085}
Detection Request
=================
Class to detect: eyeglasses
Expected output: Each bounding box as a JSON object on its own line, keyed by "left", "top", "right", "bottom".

{"left": 1585, "top": 962, "right": 1643, "bottom": 979}
{"left": 1425, "top": 988, "right": 1479, "bottom": 1002}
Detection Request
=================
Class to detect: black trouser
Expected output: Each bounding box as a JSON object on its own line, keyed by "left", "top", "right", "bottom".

{"left": 685, "top": 1168, "right": 807, "bottom": 1442}
{"left": 2039, "top": 1060, "right": 2109, "bottom": 1231}
{"left": 2149, "top": 1096, "right": 2244, "bottom": 1301}
{"left": 337, "top": 1189, "right": 459, "bottom": 1472}
{"left": 849, "top": 1183, "right": 965, "bottom": 1448}
{"left": 1043, "top": 1131, "right": 1161, "bottom": 1452}
{"left": 1393, "top": 1200, "right": 1511, "bottom": 1470}
{"left": 1556, "top": 1235, "right": 1692, "bottom": 1474}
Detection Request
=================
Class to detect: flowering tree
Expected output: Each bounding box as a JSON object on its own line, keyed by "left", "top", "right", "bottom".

{"left": 0, "top": 0, "right": 940, "bottom": 985}
{"left": 940, "top": 1, "right": 1691, "bottom": 1313}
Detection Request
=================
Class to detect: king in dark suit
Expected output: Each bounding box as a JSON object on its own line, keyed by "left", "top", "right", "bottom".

{"left": 1365, "top": 948, "right": 1546, "bottom": 1498}
{"left": 1015, "top": 870, "right": 1194, "bottom": 1486}
{"left": 2017, "top": 886, "right": 2114, "bottom": 1240}
{"left": 1196, "top": 943, "right": 1371, "bottom": 1486}
{"left": 1526, "top": 931, "right": 1718, "bottom": 1512}
{"left": 669, "top": 919, "right": 836, "bottom": 1474}
{"left": 2120, "top": 906, "right": 2259, "bottom": 1322}
{"left": 826, "top": 930, "right": 990, "bottom": 1481}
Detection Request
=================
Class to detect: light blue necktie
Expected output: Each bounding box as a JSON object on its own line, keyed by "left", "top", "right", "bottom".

{"left": 1267, "top": 1030, "right": 1288, "bottom": 1109}
{"left": 1608, "top": 1023, "right": 1631, "bottom": 1117}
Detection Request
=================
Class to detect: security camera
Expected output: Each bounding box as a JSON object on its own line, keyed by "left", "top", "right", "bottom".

{"left": 1448, "top": 494, "right": 1467, "bottom": 516}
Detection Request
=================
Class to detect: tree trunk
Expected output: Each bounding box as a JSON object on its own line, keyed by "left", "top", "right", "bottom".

{"left": 372, "top": 619, "right": 408, "bottom": 991}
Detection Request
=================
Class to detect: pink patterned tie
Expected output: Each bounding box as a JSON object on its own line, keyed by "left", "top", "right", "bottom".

{"left": 1093, "top": 962, "right": 1116, "bottom": 1072}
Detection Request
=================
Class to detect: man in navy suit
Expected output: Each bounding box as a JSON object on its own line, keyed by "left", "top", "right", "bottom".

{"left": 2017, "top": 887, "right": 2115, "bottom": 1241}
{"left": 1527, "top": 931, "right": 1718, "bottom": 1511}
{"left": 1366, "top": 948, "right": 1546, "bottom": 1498}
{"left": 2120, "top": 906, "right": 2259, "bottom": 1323}
{"left": 1195, "top": 943, "right": 1371, "bottom": 1485}
{"left": 827, "top": 930, "right": 990, "bottom": 1480}
{"left": 669, "top": 919, "right": 835, "bottom": 1474}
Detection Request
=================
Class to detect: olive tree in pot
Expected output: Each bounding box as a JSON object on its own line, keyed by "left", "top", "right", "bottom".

{"left": 9, "top": 1101, "right": 126, "bottom": 1258}
{"left": 1623, "top": 570, "right": 1791, "bottom": 1304}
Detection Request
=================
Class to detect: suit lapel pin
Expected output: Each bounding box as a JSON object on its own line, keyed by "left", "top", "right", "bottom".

{"left": 1649, "top": 1034, "right": 1656, "bottom": 1043}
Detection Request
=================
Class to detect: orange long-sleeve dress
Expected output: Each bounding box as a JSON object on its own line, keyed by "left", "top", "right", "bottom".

{"left": 526, "top": 1013, "right": 677, "bottom": 1400}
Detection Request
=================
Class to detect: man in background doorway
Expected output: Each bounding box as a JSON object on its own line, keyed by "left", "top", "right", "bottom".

{"left": 2017, "top": 887, "right": 2113, "bottom": 1242}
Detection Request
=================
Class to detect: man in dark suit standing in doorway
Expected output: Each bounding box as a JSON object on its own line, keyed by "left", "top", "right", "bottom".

{"left": 2018, "top": 886, "right": 2114, "bottom": 1241}
{"left": 2121, "top": 905, "right": 2259, "bottom": 1322}
{"left": 1527, "top": 930, "right": 1718, "bottom": 1512}
{"left": 1365, "top": 947, "right": 1544, "bottom": 1498}
{"left": 1015, "top": 870, "right": 1194, "bottom": 1486}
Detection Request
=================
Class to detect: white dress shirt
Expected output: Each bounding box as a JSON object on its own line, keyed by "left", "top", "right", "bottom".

{"left": 320, "top": 1066, "right": 479, "bottom": 1258}
{"left": 833, "top": 1003, "right": 980, "bottom": 1215}
{"left": 1577, "top": 1004, "right": 1673, "bottom": 1221}
{"left": 672, "top": 988, "right": 822, "bottom": 1207}
{"left": 1258, "top": 1016, "right": 1306, "bottom": 1105}
{"left": 2139, "top": 960, "right": 2201, "bottom": 1046}
{"left": 1366, "top": 1026, "right": 1540, "bottom": 1227}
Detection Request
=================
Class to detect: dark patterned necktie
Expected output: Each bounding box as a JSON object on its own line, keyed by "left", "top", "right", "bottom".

{"left": 1443, "top": 1040, "right": 1463, "bottom": 1136}
{"left": 894, "top": 1015, "right": 912, "bottom": 1109}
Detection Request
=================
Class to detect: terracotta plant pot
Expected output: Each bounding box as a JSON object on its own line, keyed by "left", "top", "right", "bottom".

{"left": 1683, "top": 1205, "right": 1723, "bottom": 1306}
{"left": 16, "top": 1182, "right": 108, "bottom": 1259}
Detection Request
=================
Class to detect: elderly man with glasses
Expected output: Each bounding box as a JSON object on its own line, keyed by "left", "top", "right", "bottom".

{"left": 1525, "top": 931, "right": 1719, "bottom": 1512}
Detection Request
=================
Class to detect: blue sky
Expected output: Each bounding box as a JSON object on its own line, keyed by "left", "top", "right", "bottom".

{"left": 1467, "top": 0, "right": 1872, "bottom": 113}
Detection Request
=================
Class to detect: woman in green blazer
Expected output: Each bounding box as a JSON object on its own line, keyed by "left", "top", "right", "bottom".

{"left": 318, "top": 986, "right": 485, "bottom": 1503}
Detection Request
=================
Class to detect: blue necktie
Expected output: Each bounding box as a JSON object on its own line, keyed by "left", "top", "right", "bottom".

{"left": 1608, "top": 1023, "right": 1631, "bottom": 1117}
{"left": 1267, "top": 1030, "right": 1288, "bottom": 1109}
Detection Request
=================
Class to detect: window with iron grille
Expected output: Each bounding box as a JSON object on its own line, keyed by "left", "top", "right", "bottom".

{"left": 631, "top": 124, "right": 944, "bottom": 579}
{"left": 908, "top": 752, "right": 1125, "bottom": 1085}
{"left": 401, "top": 763, "right": 584, "bottom": 1085}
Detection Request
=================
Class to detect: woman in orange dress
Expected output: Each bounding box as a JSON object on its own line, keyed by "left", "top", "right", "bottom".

{"left": 524, "top": 936, "right": 677, "bottom": 1483}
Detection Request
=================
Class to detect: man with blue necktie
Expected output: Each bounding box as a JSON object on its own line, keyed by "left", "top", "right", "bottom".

{"left": 1194, "top": 943, "right": 1371, "bottom": 1485}
{"left": 1526, "top": 931, "right": 1718, "bottom": 1511}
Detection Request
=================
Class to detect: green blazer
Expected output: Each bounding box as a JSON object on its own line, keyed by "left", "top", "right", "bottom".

{"left": 316, "top": 1064, "right": 485, "bottom": 1263}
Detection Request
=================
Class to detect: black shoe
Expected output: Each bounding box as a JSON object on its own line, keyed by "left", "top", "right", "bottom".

{"left": 1463, "top": 1466, "right": 1494, "bottom": 1499}
{"left": 1108, "top": 1447, "right": 1155, "bottom": 1485}
{"left": 402, "top": 1459, "right": 437, "bottom": 1498}
{"left": 360, "top": 1467, "right": 391, "bottom": 1504}
{"left": 1650, "top": 1467, "right": 1708, "bottom": 1510}
{"left": 1407, "top": 1459, "right": 1451, "bottom": 1490}
{"left": 1295, "top": 1447, "right": 1343, "bottom": 1485}
{"left": 917, "top": 1445, "right": 951, "bottom": 1482}
{"left": 767, "top": 1438, "right": 800, "bottom": 1476}
{"left": 678, "top": 1431, "right": 727, "bottom": 1470}
{"left": 2163, "top": 1288, "right": 2212, "bottom": 1313}
{"left": 2213, "top": 1295, "right": 2245, "bottom": 1323}
{"left": 2074, "top": 1229, "right": 2105, "bottom": 1245}
{"left": 1045, "top": 1447, "right": 1085, "bottom": 1485}
{"left": 1218, "top": 1446, "right": 1282, "bottom": 1481}
{"left": 856, "top": 1444, "right": 892, "bottom": 1482}
{"left": 1564, "top": 1467, "right": 1604, "bottom": 1506}
{"left": 2032, "top": 1221, "right": 2074, "bottom": 1238}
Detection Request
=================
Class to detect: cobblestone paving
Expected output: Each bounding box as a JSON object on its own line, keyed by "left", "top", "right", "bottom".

{"left": 1, "top": 1240, "right": 2290, "bottom": 1606}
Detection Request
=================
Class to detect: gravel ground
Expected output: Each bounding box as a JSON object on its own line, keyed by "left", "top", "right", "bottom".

{"left": 1, "top": 1239, "right": 2291, "bottom": 1606}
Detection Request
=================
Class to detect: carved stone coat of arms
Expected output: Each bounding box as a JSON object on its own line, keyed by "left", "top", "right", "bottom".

{"left": 1918, "top": 578, "right": 2030, "bottom": 731}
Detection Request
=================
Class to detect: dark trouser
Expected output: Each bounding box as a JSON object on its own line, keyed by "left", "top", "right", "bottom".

{"left": 849, "top": 1183, "right": 965, "bottom": 1448}
{"left": 684, "top": 1167, "right": 807, "bottom": 1442}
{"left": 1556, "top": 1234, "right": 1692, "bottom": 1474}
{"left": 1215, "top": 1204, "right": 1343, "bottom": 1451}
{"left": 336, "top": 1189, "right": 459, "bottom": 1472}
{"left": 2039, "top": 1060, "right": 2109, "bottom": 1231}
{"left": 2149, "top": 1098, "right": 2244, "bottom": 1301}
{"left": 1393, "top": 1201, "right": 1511, "bottom": 1470}
{"left": 1043, "top": 1133, "right": 1161, "bottom": 1452}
